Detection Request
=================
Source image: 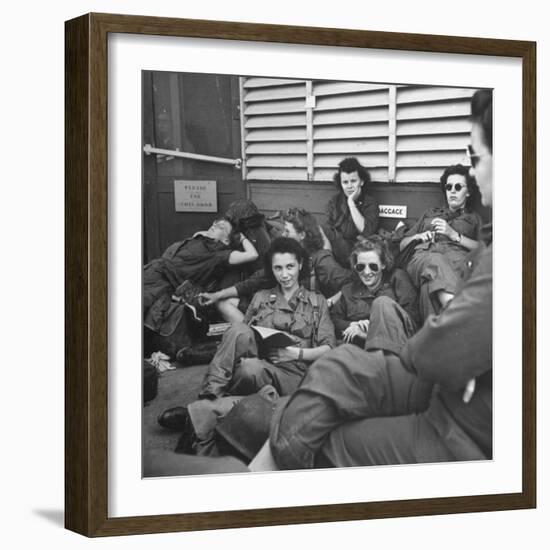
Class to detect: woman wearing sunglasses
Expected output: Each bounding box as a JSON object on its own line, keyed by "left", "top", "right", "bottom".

{"left": 398, "top": 163, "right": 482, "bottom": 320}
{"left": 330, "top": 236, "right": 419, "bottom": 350}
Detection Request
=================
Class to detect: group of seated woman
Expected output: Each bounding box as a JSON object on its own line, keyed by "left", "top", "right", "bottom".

{"left": 153, "top": 145, "right": 487, "bottom": 468}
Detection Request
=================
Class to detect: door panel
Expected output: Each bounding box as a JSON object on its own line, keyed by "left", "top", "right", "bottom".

{"left": 143, "top": 71, "right": 245, "bottom": 262}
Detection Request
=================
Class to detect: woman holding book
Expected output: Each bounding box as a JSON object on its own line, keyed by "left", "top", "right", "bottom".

{"left": 198, "top": 237, "right": 336, "bottom": 399}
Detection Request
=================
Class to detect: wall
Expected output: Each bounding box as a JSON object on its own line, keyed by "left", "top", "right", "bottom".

{"left": 147, "top": 75, "right": 489, "bottom": 253}
{"left": 3, "top": 1, "right": 547, "bottom": 550}
{"left": 250, "top": 181, "right": 450, "bottom": 231}
{"left": 143, "top": 72, "right": 245, "bottom": 261}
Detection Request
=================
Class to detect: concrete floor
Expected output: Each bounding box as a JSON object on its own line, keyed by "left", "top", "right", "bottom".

{"left": 143, "top": 363, "right": 207, "bottom": 454}
{"left": 143, "top": 363, "right": 251, "bottom": 476}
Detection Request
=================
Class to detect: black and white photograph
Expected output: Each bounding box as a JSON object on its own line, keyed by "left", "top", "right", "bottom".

{"left": 141, "top": 71, "right": 494, "bottom": 477}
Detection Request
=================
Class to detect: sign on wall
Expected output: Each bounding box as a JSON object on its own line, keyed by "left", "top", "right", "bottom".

{"left": 174, "top": 180, "right": 217, "bottom": 212}
{"left": 378, "top": 204, "right": 407, "bottom": 219}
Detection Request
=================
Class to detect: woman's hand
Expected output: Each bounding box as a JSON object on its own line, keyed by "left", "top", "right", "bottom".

{"left": 342, "top": 321, "right": 368, "bottom": 343}
{"left": 347, "top": 186, "right": 362, "bottom": 204}
{"left": 431, "top": 217, "right": 459, "bottom": 240}
{"left": 198, "top": 292, "right": 219, "bottom": 306}
{"left": 417, "top": 230, "right": 435, "bottom": 243}
{"left": 267, "top": 346, "right": 300, "bottom": 364}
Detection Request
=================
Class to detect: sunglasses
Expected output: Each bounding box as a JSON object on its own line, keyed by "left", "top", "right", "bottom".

{"left": 465, "top": 145, "right": 489, "bottom": 168}
{"left": 354, "top": 262, "right": 381, "bottom": 273}
{"left": 445, "top": 183, "right": 464, "bottom": 192}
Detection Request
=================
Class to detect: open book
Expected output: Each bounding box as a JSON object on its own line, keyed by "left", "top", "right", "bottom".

{"left": 251, "top": 326, "right": 300, "bottom": 348}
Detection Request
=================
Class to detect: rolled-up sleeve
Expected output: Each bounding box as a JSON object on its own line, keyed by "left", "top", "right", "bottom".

{"left": 314, "top": 297, "right": 337, "bottom": 348}
{"left": 235, "top": 269, "right": 271, "bottom": 299}
{"left": 403, "top": 210, "right": 428, "bottom": 238}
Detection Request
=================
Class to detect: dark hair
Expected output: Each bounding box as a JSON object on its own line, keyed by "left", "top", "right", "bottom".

{"left": 471, "top": 89, "right": 493, "bottom": 153}
{"left": 263, "top": 237, "right": 310, "bottom": 287}
{"left": 350, "top": 235, "right": 394, "bottom": 274}
{"left": 333, "top": 157, "right": 371, "bottom": 197}
{"left": 281, "top": 208, "right": 324, "bottom": 253}
{"left": 439, "top": 164, "right": 479, "bottom": 210}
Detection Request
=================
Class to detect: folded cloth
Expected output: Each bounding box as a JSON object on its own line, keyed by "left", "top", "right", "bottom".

{"left": 146, "top": 351, "right": 175, "bottom": 373}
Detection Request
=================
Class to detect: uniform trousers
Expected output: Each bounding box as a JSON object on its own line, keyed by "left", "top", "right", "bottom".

{"left": 270, "top": 344, "right": 436, "bottom": 470}
{"left": 364, "top": 296, "right": 417, "bottom": 355}
{"left": 188, "top": 385, "right": 279, "bottom": 457}
{"left": 200, "top": 322, "right": 307, "bottom": 399}
{"left": 407, "top": 248, "right": 467, "bottom": 320}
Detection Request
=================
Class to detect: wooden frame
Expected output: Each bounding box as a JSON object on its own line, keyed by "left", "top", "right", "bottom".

{"left": 65, "top": 12, "right": 536, "bottom": 537}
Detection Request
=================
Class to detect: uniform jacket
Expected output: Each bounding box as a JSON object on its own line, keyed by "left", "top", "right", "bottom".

{"left": 143, "top": 235, "right": 233, "bottom": 332}
{"left": 330, "top": 269, "right": 420, "bottom": 337}
{"left": 324, "top": 191, "right": 379, "bottom": 242}
{"left": 404, "top": 206, "right": 482, "bottom": 255}
{"left": 244, "top": 286, "right": 336, "bottom": 350}
{"left": 309, "top": 249, "right": 353, "bottom": 297}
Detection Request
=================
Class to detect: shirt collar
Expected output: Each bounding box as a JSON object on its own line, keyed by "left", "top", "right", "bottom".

{"left": 352, "top": 273, "right": 389, "bottom": 297}
{"left": 269, "top": 285, "right": 308, "bottom": 308}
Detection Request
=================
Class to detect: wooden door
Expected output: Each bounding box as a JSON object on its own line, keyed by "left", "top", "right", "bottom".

{"left": 142, "top": 71, "right": 245, "bottom": 262}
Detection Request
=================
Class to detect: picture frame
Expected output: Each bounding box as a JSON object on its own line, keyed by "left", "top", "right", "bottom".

{"left": 65, "top": 12, "right": 536, "bottom": 537}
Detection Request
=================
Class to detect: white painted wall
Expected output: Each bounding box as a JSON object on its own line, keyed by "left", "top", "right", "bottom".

{"left": 1, "top": 1, "right": 546, "bottom": 548}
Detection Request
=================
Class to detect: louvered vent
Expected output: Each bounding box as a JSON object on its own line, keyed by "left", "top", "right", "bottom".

{"left": 241, "top": 77, "right": 475, "bottom": 183}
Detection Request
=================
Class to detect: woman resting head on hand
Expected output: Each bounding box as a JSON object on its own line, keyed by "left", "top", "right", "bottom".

{"left": 323, "top": 157, "right": 379, "bottom": 267}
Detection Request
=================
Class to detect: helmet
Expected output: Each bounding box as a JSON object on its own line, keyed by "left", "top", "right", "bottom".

{"left": 215, "top": 389, "right": 278, "bottom": 462}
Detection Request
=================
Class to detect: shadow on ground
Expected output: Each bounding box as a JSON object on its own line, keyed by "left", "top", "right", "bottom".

{"left": 143, "top": 364, "right": 207, "bottom": 455}
{"left": 33, "top": 509, "right": 64, "bottom": 527}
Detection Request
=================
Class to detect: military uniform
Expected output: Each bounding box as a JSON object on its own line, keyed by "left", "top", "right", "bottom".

{"left": 330, "top": 269, "right": 419, "bottom": 354}
{"left": 323, "top": 192, "right": 379, "bottom": 267}
{"left": 270, "top": 226, "right": 492, "bottom": 469}
{"left": 404, "top": 206, "right": 482, "bottom": 320}
{"left": 199, "top": 285, "right": 336, "bottom": 399}
{"left": 309, "top": 248, "right": 353, "bottom": 297}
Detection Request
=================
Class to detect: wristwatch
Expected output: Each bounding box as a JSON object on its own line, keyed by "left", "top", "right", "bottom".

{"left": 452, "top": 232, "right": 462, "bottom": 243}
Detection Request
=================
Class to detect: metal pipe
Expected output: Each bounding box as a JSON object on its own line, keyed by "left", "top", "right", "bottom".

{"left": 143, "top": 144, "right": 242, "bottom": 168}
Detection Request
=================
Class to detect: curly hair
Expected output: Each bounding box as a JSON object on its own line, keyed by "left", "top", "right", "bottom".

{"left": 439, "top": 164, "right": 479, "bottom": 210}
{"left": 471, "top": 89, "right": 493, "bottom": 153}
{"left": 350, "top": 235, "right": 394, "bottom": 273}
{"left": 333, "top": 157, "right": 371, "bottom": 198}
{"left": 263, "top": 237, "right": 310, "bottom": 287}
{"left": 281, "top": 208, "right": 324, "bottom": 253}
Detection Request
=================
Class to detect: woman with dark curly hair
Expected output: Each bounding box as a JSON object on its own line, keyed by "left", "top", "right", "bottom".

{"left": 399, "top": 163, "right": 482, "bottom": 320}
{"left": 200, "top": 208, "right": 353, "bottom": 322}
{"left": 330, "top": 236, "right": 419, "bottom": 351}
{"left": 198, "top": 237, "right": 336, "bottom": 399}
{"left": 323, "top": 157, "right": 379, "bottom": 266}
